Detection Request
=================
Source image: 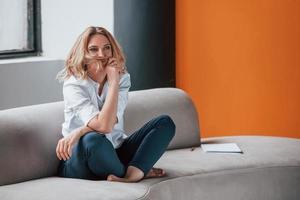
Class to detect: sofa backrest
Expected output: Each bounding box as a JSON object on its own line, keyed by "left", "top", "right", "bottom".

{"left": 124, "top": 88, "right": 200, "bottom": 149}
{"left": 0, "top": 87, "right": 200, "bottom": 185}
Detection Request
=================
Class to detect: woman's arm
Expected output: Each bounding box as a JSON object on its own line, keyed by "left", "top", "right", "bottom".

{"left": 87, "top": 61, "right": 121, "bottom": 133}
{"left": 87, "top": 82, "right": 119, "bottom": 133}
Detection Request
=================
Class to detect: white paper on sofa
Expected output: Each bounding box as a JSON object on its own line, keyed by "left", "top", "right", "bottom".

{"left": 201, "top": 143, "right": 243, "bottom": 154}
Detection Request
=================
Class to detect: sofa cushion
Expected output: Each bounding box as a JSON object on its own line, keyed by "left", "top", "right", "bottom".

{"left": 145, "top": 136, "right": 300, "bottom": 200}
{"left": 154, "top": 136, "right": 300, "bottom": 177}
{"left": 1, "top": 136, "right": 299, "bottom": 200}
{"left": 0, "top": 177, "right": 158, "bottom": 200}
{"left": 145, "top": 166, "right": 300, "bottom": 200}
{"left": 0, "top": 88, "right": 200, "bottom": 186}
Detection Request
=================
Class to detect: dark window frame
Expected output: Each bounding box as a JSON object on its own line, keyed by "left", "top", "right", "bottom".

{"left": 0, "top": 0, "right": 42, "bottom": 59}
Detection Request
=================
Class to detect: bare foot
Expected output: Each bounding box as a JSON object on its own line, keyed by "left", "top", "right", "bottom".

{"left": 107, "top": 166, "right": 144, "bottom": 182}
{"left": 107, "top": 174, "right": 130, "bottom": 182}
{"left": 144, "top": 168, "right": 166, "bottom": 179}
{"left": 107, "top": 167, "right": 166, "bottom": 182}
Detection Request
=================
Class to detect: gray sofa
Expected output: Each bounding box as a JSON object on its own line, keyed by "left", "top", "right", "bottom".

{"left": 0, "top": 88, "right": 299, "bottom": 200}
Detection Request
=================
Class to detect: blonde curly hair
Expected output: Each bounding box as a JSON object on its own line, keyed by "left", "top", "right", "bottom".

{"left": 57, "top": 26, "right": 127, "bottom": 81}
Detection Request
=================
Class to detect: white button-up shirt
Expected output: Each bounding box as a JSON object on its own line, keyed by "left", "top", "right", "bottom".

{"left": 61, "top": 73, "right": 131, "bottom": 149}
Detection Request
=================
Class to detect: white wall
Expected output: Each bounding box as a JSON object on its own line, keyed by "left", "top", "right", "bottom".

{"left": 42, "top": 0, "right": 114, "bottom": 59}
{"left": 0, "top": 60, "right": 65, "bottom": 110}
{"left": 0, "top": 0, "right": 114, "bottom": 110}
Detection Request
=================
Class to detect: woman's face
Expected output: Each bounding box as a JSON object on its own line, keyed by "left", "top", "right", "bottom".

{"left": 87, "top": 34, "right": 112, "bottom": 58}
{"left": 86, "top": 34, "right": 112, "bottom": 77}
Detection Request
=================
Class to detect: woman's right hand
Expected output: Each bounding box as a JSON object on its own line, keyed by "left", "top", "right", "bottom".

{"left": 56, "top": 128, "right": 83, "bottom": 161}
{"left": 105, "top": 58, "right": 122, "bottom": 84}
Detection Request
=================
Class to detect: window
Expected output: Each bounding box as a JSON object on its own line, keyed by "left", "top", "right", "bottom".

{"left": 0, "top": 0, "right": 42, "bottom": 59}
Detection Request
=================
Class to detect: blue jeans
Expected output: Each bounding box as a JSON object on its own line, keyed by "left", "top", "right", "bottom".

{"left": 57, "top": 115, "right": 176, "bottom": 180}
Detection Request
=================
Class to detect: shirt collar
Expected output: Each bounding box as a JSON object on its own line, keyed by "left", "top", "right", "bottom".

{"left": 87, "top": 76, "right": 100, "bottom": 88}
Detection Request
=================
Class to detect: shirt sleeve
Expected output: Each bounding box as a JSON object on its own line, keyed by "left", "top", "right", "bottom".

{"left": 63, "top": 83, "right": 99, "bottom": 126}
{"left": 116, "top": 73, "right": 131, "bottom": 123}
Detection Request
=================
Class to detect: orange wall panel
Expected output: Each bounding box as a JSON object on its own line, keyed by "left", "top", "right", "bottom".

{"left": 176, "top": 0, "right": 300, "bottom": 138}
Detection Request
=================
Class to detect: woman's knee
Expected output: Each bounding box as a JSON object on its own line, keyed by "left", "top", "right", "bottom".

{"left": 81, "top": 131, "right": 111, "bottom": 150}
{"left": 157, "top": 115, "right": 176, "bottom": 138}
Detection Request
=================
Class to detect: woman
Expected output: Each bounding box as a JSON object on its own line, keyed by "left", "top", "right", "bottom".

{"left": 56, "top": 26, "right": 176, "bottom": 182}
